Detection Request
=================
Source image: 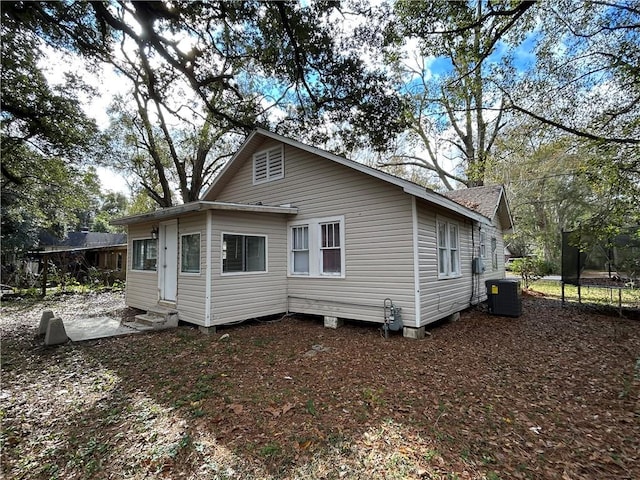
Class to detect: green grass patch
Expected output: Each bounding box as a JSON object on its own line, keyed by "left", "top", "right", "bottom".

{"left": 529, "top": 279, "right": 640, "bottom": 308}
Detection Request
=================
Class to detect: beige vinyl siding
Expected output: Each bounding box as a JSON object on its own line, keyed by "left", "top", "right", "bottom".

{"left": 210, "top": 139, "right": 416, "bottom": 324}
{"left": 470, "top": 217, "right": 507, "bottom": 305}
{"left": 417, "top": 200, "right": 477, "bottom": 325}
{"left": 176, "top": 213, "right": 207, "bottom": 325}
{"left": 481, "top": 219, "right": 506, "bottom": 281}
{"left": 125, "top": 223, "right": 159, "bottom": 311}
{"left": 210, "top": 211, "right": 288, "bottom": 324}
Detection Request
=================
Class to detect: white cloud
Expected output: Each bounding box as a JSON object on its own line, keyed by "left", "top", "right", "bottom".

{"left": 96, "top": 166, "right": 131, "bottom": 196}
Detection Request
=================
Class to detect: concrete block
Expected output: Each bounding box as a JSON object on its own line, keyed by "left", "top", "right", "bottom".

{"left": 446, "top": 312, "right": 461, "bottom": 322}
{"left": 38, "top": 310, "right": 55, "bottom": 336}
{"left": 165, "top": 312, "right": 179, "bottom": 328}
{"left": 323, "top": 316, "right": 343, "bottom": 329}
{"left": 198, "top": 325, "right": 217, "bottom": 335}
{"left": 403, "top": 326, "right": 426, "bottom": 340}
{"left": 45, "top": 317, "right": 69, "bottom": 345}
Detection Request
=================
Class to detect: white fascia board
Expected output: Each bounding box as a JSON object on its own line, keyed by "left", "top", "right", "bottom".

{"left": 402, "top": 184, "right": 492, "bottom": 226}
{"left": 500, "top": 188, "right": 516, "bottom": 232}
{"left": 208, "top": 201, "right": 298, "bottom": 214}
{"left": 110, "top": 201, "right": 297, "bottom": 226}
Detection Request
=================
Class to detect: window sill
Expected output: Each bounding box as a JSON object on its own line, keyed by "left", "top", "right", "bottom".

{"left": 221, "top": 271, "right": 268, "bottom": 276}
{"left": 437, "top": 274, "right": 462, "bottom": 280}
{"left": 288, "top": 273, "right": 345, "bottom": 279}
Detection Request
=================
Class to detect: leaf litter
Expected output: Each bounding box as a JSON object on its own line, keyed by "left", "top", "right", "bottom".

{"left": 1, "top": 291, "right": 639, "bottom": 479}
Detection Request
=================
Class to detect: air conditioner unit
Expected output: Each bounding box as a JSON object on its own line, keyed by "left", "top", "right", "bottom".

{"left": 485, "top": 279, "right": 522, "bottom": 317}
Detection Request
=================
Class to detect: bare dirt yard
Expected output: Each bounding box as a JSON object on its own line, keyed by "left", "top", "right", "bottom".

{"left": 1, "top": 292, "right": 639, "bottom": 479}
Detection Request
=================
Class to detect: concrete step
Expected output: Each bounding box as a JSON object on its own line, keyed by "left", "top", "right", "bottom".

{"left": 122, "top": 321, "right": 155, "bottom": 332}
{"left": 134, "top": 313, "right": 167, "bottom": 327}
{"left": 128, "top": 308, "right": 179, "bottom": 331}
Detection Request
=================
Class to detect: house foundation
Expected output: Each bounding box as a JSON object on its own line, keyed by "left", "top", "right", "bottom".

{"left": 198, "top": 325, "right": 217, "bottom": 335}
{"left": 323, "top": 316, "right": 343, "bottom": 329}
{"left": 445, "top": 312, "right": 461, "bottom": 322}
{"left": 403, "top": 326, "right": 426, "bottom": 340}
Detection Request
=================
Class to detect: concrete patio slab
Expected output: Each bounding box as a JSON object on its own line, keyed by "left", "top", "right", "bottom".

{"left": 64, "top": 316, "right": 141, "bottom": 342}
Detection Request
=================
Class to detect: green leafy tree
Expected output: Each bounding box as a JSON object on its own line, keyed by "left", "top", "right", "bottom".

{"left": 1, "top": 10, "right": 105, "bottom": 261}
{"left": 504, "top": 1, "right": 640, "bottom": 146}
{"left": 92, "top": 191, "right": 129, "bottom": 233}
{"left": 5, "top": 1, "right": 406, "bottom": 208}
{"left": 105, "top": 91, "right": 240, "bottom": 206}
{"left": 489, "top": 116, "right": 639, "bottom": 268}
{"left": 487, "top": 120, "right": 595, "bottom": 266}
{"left": 382, "top": 0, "right": 535, "bottom": 189}
{"left": 126, "top": 189, "right": 159, "bottom": 217}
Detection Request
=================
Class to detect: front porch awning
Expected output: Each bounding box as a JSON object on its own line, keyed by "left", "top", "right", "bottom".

{"left": 110, "top": 201, "right": 298, "bottom": 226}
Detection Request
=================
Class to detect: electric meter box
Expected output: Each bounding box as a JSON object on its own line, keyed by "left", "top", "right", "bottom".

{"left": 485, "top": 279, "right": 522, "bottom": 317}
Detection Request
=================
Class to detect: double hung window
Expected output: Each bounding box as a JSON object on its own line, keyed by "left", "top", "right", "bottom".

{"left": 320, "top": 222, "right": 341, "bottom": 274}
{"left": 479, "top": 232, "right": 486, "bottom": 260}
{"left": 491, "top": 237, "right": 498, "bottom": 270}
{"left": 289, "top": 217, "right": 344, "bottom": 277}
{"left": 291, "top": 226, "right": 309, "bottom": 274}
{"left": 437, "top": 220, "right": 460, "bottom": 278}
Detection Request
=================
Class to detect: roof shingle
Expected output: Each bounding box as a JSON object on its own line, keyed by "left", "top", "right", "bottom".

{"left": 442, "top": 185, "right": 504, "bottom": 219}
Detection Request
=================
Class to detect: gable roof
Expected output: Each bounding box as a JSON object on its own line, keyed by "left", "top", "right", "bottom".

{"left": 442, "top": 185, "right": 514, "bottom": 231}
{"left": 203, "top": 128, "right": 494, "bottom": 226}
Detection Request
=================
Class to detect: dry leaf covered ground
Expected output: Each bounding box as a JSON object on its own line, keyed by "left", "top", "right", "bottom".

{"left": 1, "top": 291, "right": 639, "bottom": 480}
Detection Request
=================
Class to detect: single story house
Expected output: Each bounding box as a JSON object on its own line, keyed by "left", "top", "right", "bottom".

{"left": 112, "top": 129, "right": 513, "bottom": 338}
{"left": 33, "top": 230, "right": 127, "bottom": 283}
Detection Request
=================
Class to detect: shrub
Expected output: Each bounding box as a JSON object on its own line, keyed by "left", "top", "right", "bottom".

{"left": 511, "top": 257, "right": 551, "bottom": 288}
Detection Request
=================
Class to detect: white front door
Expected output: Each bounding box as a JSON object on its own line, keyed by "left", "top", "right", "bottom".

{"left": 159, "top": 221, "right": 178, "bottom": 302}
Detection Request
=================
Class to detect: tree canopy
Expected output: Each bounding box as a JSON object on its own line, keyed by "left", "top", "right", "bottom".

{"left": 381, "top": 0, "right": 535, "bottom": 189}
{"left": 1, "top": 9, "right": 106, "bottom": 259}
{"left": 2, "top": 0, "right": 638, "bottom": 267}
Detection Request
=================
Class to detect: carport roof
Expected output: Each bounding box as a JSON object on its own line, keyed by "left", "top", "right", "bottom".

{"left": 110, "top": 201, "right": 298, "bottom": 226}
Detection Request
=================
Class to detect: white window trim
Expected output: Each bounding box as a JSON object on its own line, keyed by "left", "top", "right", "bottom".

{"left": 287, "top": 215, "right": 345, "bottom": 279}
{"left": 491, "top": 236, "right": 498, "bottom": 271}
{"left": 131, "top": 237, "right": 158, "bottom": 273}
{"left": 253, "top": 145, "right": 284, "bottom": 185}
{"left": 291, "top": 224, "right": 310, "bottom": 275}
{"left": 180, "top": 232, "right": 201, "bottom": 276}
{"left": 220, "top": 231, "right": 269, "bottom": 276}
{"left": 437, "top": 218, "right": 462, "bottom": 280}
{"left": 479, "top": 231, "right": 486, "bottom": 261}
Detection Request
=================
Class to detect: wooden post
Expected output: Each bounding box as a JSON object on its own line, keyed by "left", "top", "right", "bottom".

{"left": 619, "top": 288, "right": 622, "bottom": 317}
{"left": 41, "top": 254, "right": 48, "bottom": 297}
{"left": 578, "top": 283, "right": 581, "bottom": 304}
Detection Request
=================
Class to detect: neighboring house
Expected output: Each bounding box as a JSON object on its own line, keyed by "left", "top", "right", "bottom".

{"left": 35, "top": 230, "right": 127, "bottom": 282}
{"left": 112, "top": 129, "right": 514, "bottom": 338}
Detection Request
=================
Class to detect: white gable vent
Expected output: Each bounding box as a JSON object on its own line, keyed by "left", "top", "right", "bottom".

{"left": 253, "top": 145, "right": 284, "bottom": 184}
